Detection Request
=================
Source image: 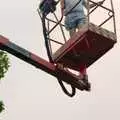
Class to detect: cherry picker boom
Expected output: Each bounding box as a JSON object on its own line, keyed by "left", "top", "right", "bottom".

{"left": 0, "top": 35, "right": 90, "bottom": 93}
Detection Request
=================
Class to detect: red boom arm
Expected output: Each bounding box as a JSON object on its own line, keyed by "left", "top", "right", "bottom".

{"left": 0, "top": 35, "right": 90, "bottom": 91}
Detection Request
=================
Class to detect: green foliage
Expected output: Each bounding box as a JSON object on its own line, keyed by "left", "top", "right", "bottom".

{"left": 0, "top": 50, "right": 10, "bottom": 113}
{"left": 0, "top": 50, "right": 10, "bottom": 80}
{"left": 0, "top": 101, "right": 4, "bottom": 113}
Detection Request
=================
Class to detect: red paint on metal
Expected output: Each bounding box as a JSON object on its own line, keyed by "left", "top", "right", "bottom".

{"left": 0, "top": 35, "right": 9, "bottom": 45}
{"left": 52, "top": 24, "right": 116, "bottom": 71}
{"left": 0, "top": 35, "right": 90, "bottom": 91}
{"left": 31, "top": 53, "right": 56, "bottom": 71}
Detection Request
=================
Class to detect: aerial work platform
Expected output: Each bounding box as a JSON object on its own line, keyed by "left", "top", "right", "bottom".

{"left": 39, "top": 0, "right": 117, "bottom": 73}
{"left": 0, "top": 0, "right": 117, "bottom": 97}
{"left": 52, "top": 23, "right": 117, "bottom": 71}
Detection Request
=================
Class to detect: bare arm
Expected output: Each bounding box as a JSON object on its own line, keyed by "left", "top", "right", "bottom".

{"left": 60, "top": 0, "right": 65, "bottom": 10}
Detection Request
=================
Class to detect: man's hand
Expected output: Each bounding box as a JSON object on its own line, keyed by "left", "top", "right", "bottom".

{"left": 60, "top": 0, "right": 64, "bottom": 15}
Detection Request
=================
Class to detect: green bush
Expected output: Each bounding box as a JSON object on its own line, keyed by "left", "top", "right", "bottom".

{"left": 0, "top": 101, "right": 4, "bottom": 113}
{"left": 0, "top": 51, "right": 10, "bottom": 79}
{"left": 0, "top": 50, "right": 10, "bottom": 113}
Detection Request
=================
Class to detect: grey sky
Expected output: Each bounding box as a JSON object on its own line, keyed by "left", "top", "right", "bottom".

{"left": 0, "top": 0, "right": 120, "bottom": 120}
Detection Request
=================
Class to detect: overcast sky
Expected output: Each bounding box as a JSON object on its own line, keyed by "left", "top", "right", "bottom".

{"left": 0, "top": 0, "right": 120, "bottom": 120}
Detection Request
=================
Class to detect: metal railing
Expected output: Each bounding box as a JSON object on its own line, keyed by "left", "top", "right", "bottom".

{"left": 38, "top": 0, "right": 116, "bottom": 55}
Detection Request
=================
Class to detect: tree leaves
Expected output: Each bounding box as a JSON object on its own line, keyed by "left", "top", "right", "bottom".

{"left": 0, "top": 51, "right": 10, "bottom": 80}
{"left": 0, "top": 50, "right": 10, "bottom": 113}
{"left": 0, "top": 101, "right": 4, "bottom": 113}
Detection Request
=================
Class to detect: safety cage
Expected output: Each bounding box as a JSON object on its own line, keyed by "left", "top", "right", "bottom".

{"left": 38, "top": 0, "right": 116, "bottom": 71}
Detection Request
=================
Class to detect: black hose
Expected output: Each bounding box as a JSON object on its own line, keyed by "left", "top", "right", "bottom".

{"left": 38, "top": 1, "right": 76, "bottom": 97}
{"left": 41, "top": 14, "right": 54, "bottom": 63}
{"left": 57, "top": 78, "right": 76, "bottom": 97}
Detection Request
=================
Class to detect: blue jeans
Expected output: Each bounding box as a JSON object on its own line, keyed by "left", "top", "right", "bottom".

{"left": 65, "top": 12, "right": 86, "bottom": 30}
